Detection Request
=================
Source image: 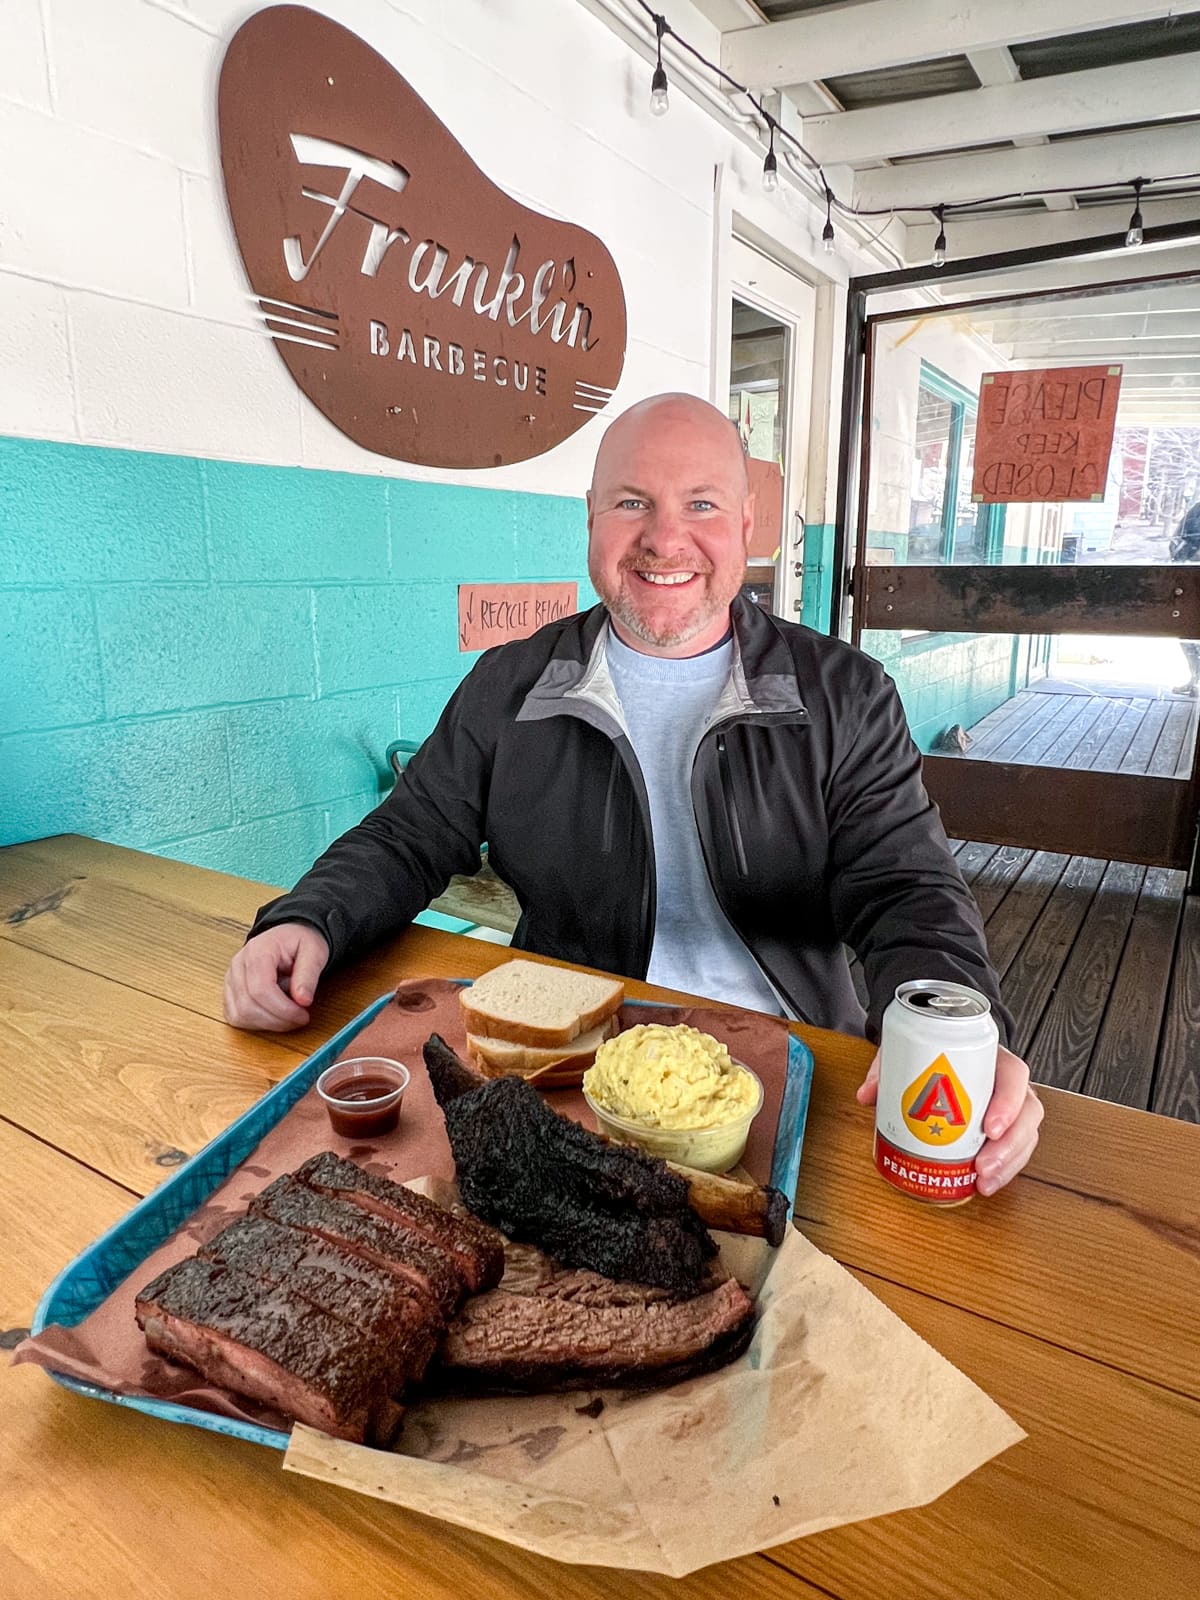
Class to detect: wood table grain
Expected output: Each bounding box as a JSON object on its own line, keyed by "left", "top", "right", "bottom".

{"left": 2, "top": 835, "right": 1198, "bottom": 1600}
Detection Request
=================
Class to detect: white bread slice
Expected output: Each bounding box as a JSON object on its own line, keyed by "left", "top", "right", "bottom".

{"left": 459, "top": 959, "right": 624, "bottom": 1048}
{"left": 466, "top": 1014, "right": 620, "bottom": 1079}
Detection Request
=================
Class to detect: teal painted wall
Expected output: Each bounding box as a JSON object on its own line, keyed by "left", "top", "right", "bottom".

{"left": 800, "top": 523, "right": 835, "bottom": 634}
{"left": 864, "top": 628, "right": 1034, "bottom": 754}
{"left": 1, "top": 436, "right": 593, "bottom": 893}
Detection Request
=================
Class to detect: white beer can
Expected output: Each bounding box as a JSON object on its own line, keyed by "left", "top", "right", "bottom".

{"left": 874, "top": 979, "right": 999, "bottom": 1205}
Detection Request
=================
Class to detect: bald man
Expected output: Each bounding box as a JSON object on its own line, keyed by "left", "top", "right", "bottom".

{"left": 225, "top": 393, "right": 1042, "bottom": 1194}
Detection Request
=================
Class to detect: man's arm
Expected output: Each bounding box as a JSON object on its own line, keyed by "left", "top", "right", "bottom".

{"left": 824, "top": 658, "right": 1012, "bottom": 1044}
{"left": 823, "top": 659, "right": 1043, "bottom": 1195}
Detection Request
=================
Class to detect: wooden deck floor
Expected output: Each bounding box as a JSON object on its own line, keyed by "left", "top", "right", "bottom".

{"left": 951, "top": 685, "right": 1199, "bottom": 1123}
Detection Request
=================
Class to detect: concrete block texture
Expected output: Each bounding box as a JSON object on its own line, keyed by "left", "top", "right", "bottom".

{"left": 315, "top": 582, "right": 478, "bottom": 695}
{"left": 0, "top": 277, "right": 76, "bottom": 442}
{"left": 2, "top": 711, "right": 232, "bottom": 844}
{"left": 0, "top": 589, "right": 104, "bottom": 736}
{"left": 2, "top": 433, "right": 588, "bottom": 884}
{"left": 71, "top": 295, "right": 304, "bottom": 460}
{"left": 158, "top": 805, "right": 331, "bottom": 892}
{"left": 95, "top": 584, "right": 315, "bottom": 716}
{"left": 0, "top": 102, "right": 189, "bottom": 305}
{"left": 226, "top": 690, "right": 397, "bottom": 820}
{"left": 1, "top": 0, "right": 52, "bottom": 112}
{"left": 204, "top": 458, "right": 390, "bottom": 583}
{"left": 0, "top": 435, "right": 207, "bottom": 583}
{"left": 389, "top": 481, "right": 518, "bottom": 582}
{"left": 46, "top": 0, "right": 214, "bottom": 174}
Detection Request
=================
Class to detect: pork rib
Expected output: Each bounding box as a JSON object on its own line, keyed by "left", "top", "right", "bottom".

{"left": 294, "top": 1152, "right": 504, "bottom": 1292}
{"left": 199, "top": 1214, "right": 441, "bottom": 1383}
{"left": 250, "top": 1175, "right": 464, "bottom": 1317}
{"left": 134, "top": 1256, "right": 403, "bottom": 1444}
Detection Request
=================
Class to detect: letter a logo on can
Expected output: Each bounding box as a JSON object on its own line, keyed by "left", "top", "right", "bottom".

{"left": 902, "top": 1054, "right": 973, "bottom": 1147}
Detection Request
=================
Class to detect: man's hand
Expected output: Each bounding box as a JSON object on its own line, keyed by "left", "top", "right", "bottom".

{"left": 855, "top": 1044, "right": 1044, "bottom": 1196}
{"left": 223, "top": 922, "right": 330, "bottom": 1032}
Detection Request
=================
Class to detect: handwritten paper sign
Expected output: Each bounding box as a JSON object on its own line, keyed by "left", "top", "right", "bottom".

{"left": 458, "top": 582, "right": 578, "bottom": 651}
{"left": 746, "top": 457, "right": 784, "bottom": 560}
{"left": 972, "top": 364, "right": 1122, "bottom": 503}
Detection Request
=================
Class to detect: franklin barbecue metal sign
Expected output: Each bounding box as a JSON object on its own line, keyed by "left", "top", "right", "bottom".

{"left": 218, "top": 6, "right": 627, "bottom": 467}
{"left": 971, "top": 364, "right": 1122, "bottom": 504}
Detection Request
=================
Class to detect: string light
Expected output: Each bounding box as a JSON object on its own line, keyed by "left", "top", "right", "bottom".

{"left": 762, "top": 119, "right": 778, "bottom": 193}
{"left": 629, "top": 0, "right": 1200, "bottom": 269}
{"left": 1126, "top": 178, "right": 1145, "bottom": 247}
{"left": 649, "top": 13, "right": 669, "bottom": 116}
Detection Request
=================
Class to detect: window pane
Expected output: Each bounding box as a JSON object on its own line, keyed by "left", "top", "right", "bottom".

{"left": 909, "top": 387, "right": 955, "bottom": 564}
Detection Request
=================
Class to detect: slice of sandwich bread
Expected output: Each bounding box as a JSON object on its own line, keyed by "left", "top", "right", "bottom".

{"left": 459, "top": 959, "right": 625, "bottom": 1048}
{"left": 466, "top": 1014, "right": 620, "bottom": 1079}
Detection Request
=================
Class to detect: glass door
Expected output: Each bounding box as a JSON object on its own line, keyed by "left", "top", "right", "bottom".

{"left": 728, "top": 237, "right": 816, "bottom": 621}
{"left": 850, "top": 272, "right": 1200, "bottom": 873}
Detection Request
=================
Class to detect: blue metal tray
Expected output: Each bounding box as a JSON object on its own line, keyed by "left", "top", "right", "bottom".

{"left": 32, "top": 989, "right": 814, "bottom": 1453}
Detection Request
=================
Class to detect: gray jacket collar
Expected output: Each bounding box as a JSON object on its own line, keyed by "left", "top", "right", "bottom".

{"left": 516, "top": 598, "right": 809, "bottom": 733}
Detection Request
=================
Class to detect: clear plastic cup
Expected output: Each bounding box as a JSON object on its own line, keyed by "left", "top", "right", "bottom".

{"left": 583, "top": 1063, "right": 764, "bottom": 1174}
{"left": 316, "top": 1056, "right": 409, "bottom": 1139}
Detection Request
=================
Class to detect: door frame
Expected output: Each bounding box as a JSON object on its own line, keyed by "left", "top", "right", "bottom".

{"left": 728, "top": 234, "right": 817, "bottom": 623}
{"left": 831, "top": 217, "right": 1200, "bottom": 878}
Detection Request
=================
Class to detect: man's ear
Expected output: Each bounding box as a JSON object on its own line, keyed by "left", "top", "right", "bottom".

{"left": 742, "top": 492, "right": 756, "bottom": 554}
{"left": 585, "top": 488, "right": 594, "bottom": 539}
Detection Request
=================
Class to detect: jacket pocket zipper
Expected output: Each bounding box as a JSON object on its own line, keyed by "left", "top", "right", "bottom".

{"left": 716, "top": 733, "right": 749, "bottom": 878}
{"left": 601, "top": 749, "right": 621, "bottom": 854}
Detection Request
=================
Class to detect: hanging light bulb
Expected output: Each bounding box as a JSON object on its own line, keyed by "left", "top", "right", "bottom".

{"left": 762, "top": 121, "right": 778, "bottom": 193}
{"left": 649, "top": 14, "right": 669, "bottom": 116}
{"left": 1126, "top": 178, "right": 1145, "bottom": 247}
{"left": 822, "top": 186, "right": 835, "bottom": 253}
{"left": 933, "top": 205, "right": 947, "bottom": 269}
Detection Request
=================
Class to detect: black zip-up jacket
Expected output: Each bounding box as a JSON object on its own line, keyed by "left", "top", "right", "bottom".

{"left": 250, "top": 597, "right": 1010, "bottom": 1042}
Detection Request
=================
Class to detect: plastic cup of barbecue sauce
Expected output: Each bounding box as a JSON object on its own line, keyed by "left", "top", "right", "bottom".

{"left": 316, "top": 1057, "right": 410, "bottom": 1139}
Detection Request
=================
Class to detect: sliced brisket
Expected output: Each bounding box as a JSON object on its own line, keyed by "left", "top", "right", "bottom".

{"left": 438, "top": 1267, "right": 756, "bottom": 1394}
{"left": 294, "top": 1152, "right": 504, "bottom": 1292}
{"left": 250, "top": 1175, "right": 464, "bottom": 1317}
{"left": 134, "top": 1256, "right": 402, "bottom": 1444}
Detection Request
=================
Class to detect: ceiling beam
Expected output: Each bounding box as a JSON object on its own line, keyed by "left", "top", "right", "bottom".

{"left": 722, "top": 0, "right": 1184, "bottom": 92}
{"left": 804, "top": 54, "right": 1200, "bottom": 166}
{"left": 936, "top": 244, "right": 1200, "bottom": 296}
{"left": 853, "top": 123, "right": 1200, "bottom": 212}
{"left": 903, "top": 198, "right": 1200, "bottom": 262}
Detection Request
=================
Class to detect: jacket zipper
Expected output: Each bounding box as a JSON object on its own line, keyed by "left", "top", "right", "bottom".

{"left": 715, "top": 732, "right": 749, "bottom": 878}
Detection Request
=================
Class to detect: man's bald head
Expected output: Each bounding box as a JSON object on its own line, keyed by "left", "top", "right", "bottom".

{"left": 590, "top": 393, "right": 749, "bottom": 499}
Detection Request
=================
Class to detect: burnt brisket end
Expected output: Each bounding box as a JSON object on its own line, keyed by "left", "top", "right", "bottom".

{"left": 294, "top": 1152, "right": 504, "bottom": 1292}
{"left": 134, "top": 1257, "right": 402, "bottom": 1444}
{"left": 250, "top": 1175, "right": 464, "bottom": 1317}
{"left": 438, "top": 1075, "right": 716, "bottom": 1296}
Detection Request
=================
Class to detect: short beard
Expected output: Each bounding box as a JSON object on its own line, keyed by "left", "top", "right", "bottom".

{"left": 601, "top": 583, "right": 723, "bottom": 650}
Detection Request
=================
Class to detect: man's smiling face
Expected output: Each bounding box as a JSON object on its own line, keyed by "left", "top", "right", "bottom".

{"left": 586, "top": 394, "right": 755, "bottom": 658}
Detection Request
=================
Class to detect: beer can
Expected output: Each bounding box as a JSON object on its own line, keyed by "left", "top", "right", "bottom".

{"left": 873, "top": 979, "right": 999, "bottom": 1205}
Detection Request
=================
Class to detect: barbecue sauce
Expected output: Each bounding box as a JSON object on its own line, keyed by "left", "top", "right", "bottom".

{"left": 324, "top": 1076, "right": 402, "bottom": 1138}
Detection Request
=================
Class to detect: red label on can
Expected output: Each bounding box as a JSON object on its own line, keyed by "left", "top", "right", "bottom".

{"left": 874, "top": 1131, "right": 977, "bottom": 1203}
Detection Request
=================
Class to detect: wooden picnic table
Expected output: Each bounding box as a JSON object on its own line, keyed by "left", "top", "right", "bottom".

{"left": 1, "top": 834, "right": 1198, "bottom": 1599}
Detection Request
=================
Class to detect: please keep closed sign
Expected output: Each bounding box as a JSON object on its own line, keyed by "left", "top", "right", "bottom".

{"left": 971, "top": 364, "right": 1123, "bottom": 504}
